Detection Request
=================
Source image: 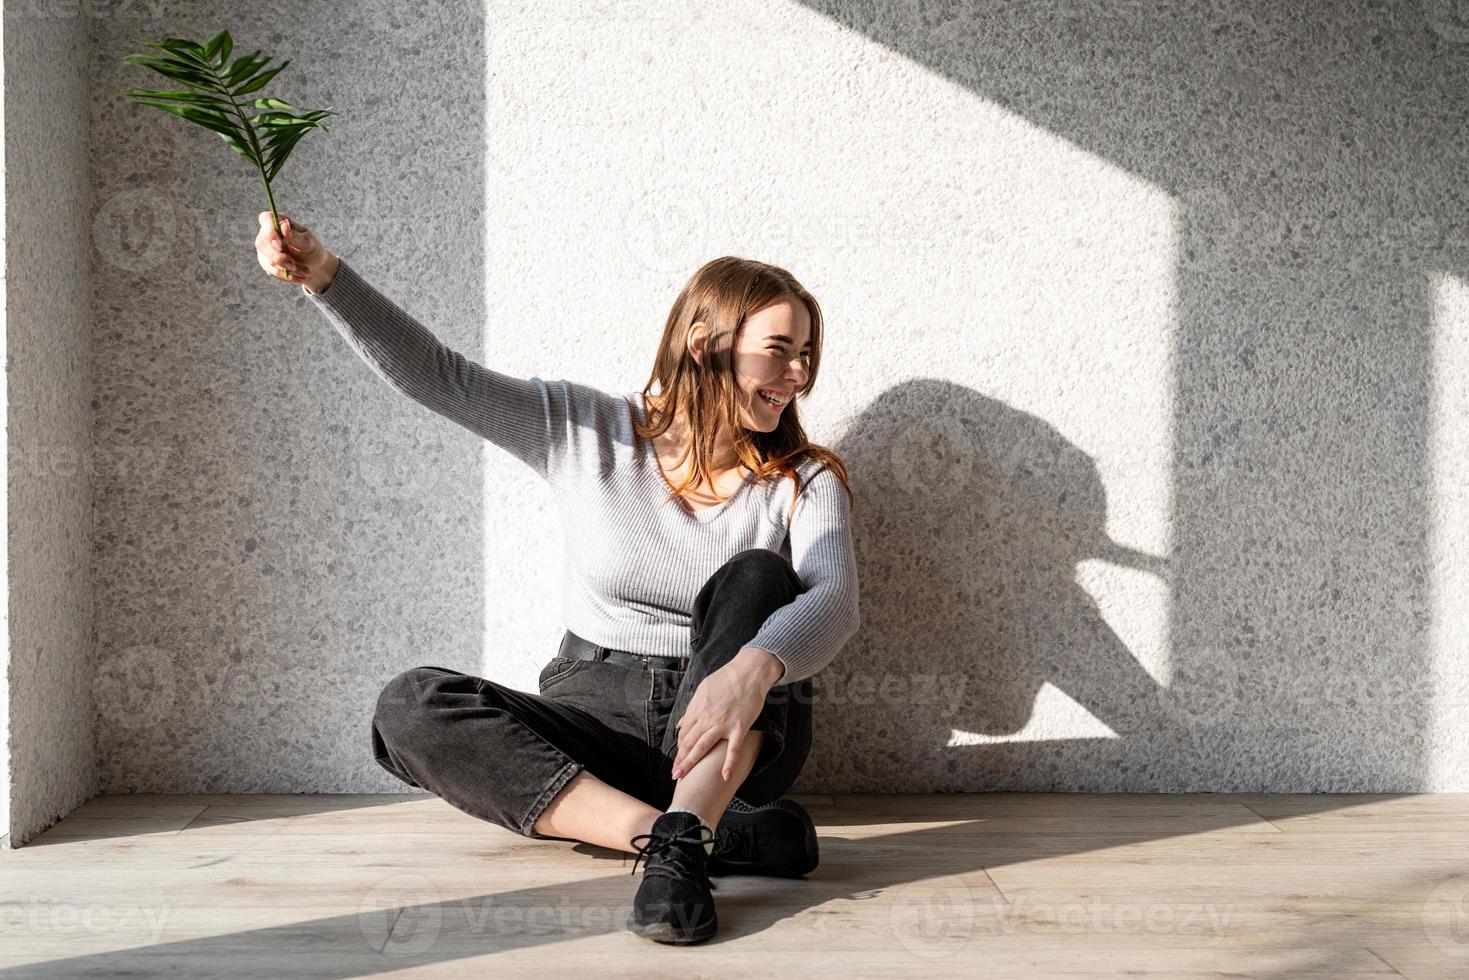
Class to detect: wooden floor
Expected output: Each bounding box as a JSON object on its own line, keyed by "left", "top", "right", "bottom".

{"left": 1, "top": 792, "right": 1467, "bottom": 977}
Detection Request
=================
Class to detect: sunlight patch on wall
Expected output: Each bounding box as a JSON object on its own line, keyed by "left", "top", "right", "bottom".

{"left": 947, "top": 682, "right": 1120, "bottom": 744}
{"left": 1429, "top": 270, "right": 1469, "bottom": 790}
{"left": 477, "top": 0, "right": 1183, "bottom": 724}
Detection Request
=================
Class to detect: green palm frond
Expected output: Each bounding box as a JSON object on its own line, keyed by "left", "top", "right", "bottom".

{"left": 119, "top": 29, "right": 335, "bottom": 239}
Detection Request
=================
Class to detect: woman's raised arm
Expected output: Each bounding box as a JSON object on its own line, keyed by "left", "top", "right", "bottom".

{"left": 256, "top": 213, "right": 564, "bottom": 482}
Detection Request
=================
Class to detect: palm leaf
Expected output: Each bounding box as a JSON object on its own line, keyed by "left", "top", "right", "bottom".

{"left": 201, "top": 30, "right": 232, "bottom": 67}
{"left": 121, "top": 55, "right": 218, "bottom": 90}
{"left": 119, "top": 30, "right": 336, "bottom": 239}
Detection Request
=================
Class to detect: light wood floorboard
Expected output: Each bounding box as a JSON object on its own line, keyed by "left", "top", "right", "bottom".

{"left": 2, "top": 792, "right": 1466, "bottom": 978}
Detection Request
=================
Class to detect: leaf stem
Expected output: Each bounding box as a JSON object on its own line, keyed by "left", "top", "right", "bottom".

{"left": 260, "top": 169, "right": 281, "bottom": 239}
{"left": 197, "top": 49, "right": 281, "bottom": 236}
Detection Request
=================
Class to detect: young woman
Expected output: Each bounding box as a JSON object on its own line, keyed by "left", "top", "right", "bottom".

{"left": 254, "top": 212, "right": 861, "bottom": 945}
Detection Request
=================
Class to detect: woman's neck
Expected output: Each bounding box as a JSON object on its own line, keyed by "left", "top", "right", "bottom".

{"left": 649, "top": 395, "right": 741, "bottom": 471}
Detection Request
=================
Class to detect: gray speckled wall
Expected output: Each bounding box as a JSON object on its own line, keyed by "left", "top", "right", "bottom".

{"left": 58, "top": 0, "right": 1469, "bottom": 811}
{"left": 88, "top": 0, "right": 500, "bottom": 797}
{"left": 790, "top": 0, "right": 1469, "bottom": 793}
{"left": 4, "top": 3, "right": 95, "bottom": 846}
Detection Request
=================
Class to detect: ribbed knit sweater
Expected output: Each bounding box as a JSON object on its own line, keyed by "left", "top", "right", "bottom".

{"left": 302, "top": 257, "right": 861, "bottom": 685}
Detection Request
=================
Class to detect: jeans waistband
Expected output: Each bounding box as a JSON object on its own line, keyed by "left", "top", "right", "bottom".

{"left": 558, "top": 630, "right": 691, "bottom": 673}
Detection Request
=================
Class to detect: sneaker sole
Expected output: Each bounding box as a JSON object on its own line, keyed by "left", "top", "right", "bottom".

{"left": 627, "top": 915, "right": 717, "bottom": 945}
{"left": 710, "top": 797, "right": 819, "bottom": 877}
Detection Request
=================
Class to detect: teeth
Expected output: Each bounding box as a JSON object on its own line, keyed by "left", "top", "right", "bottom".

{"left": 759, "top": 389, "right": 790, "bottom": 406}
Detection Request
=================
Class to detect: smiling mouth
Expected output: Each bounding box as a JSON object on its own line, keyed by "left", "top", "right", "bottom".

{"left": 757, "top": 388, "right": 791, "bottom": 408}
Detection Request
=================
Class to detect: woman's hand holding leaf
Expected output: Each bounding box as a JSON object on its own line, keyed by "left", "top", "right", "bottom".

{"left": 255, "top": 212, "right": 336, "bottom": 292}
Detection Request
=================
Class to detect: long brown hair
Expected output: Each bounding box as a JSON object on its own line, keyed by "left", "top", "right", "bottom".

{"left": 632, "top": 255, "right": 854, "bottom": 524}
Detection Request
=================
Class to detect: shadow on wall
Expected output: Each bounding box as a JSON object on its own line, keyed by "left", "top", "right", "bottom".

{"left": 786, "top": 0, "right": 1469, "bottom": 795}
{"left": 816, "top": 380, "right": 1183, "bottom": 794}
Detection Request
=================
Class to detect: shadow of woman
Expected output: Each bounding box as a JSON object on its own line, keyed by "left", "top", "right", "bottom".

{"left": 797, "top": 378, "right": 1211, "bottom": 795}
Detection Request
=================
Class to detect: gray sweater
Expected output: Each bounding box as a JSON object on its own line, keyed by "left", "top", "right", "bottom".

{"left": 303, "top": 257, "right": 860, "bottom": 685}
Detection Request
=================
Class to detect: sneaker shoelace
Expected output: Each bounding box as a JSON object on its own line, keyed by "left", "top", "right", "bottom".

{"left": 711, "top": 821, "right": 752, "bottom": 863}
{"left": 629, "top": 823, "right": 719, "bottom": 890}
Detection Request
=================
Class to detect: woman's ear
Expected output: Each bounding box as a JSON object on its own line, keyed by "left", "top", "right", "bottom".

{"left": 687, "top": 321, "right": 708, "bottom": 367}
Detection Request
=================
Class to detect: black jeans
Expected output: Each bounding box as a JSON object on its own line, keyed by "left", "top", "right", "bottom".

{"left": 370, "top": 548, "right": 815, "bottom": 840}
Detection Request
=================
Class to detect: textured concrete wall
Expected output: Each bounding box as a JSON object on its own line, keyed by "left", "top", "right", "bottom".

{"left": 73, "top": 0, "right": 1469, "bottom": 800}
{"left": 90, "top": 1, "right": 500, "bottom": 794}
{"left": 791, "top": 0, "right": 1469, "bottom": 793}
{"left": 4, "top": 2, "right": 95, "bottom": 845}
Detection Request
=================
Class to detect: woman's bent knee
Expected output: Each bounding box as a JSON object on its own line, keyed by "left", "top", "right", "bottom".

{"left": 728, "top": 547, "right": 796, "bottom": 575}
{"left": 717, "top": 548, "right": 802, "bottom": 595}
{"left": 374, "top": 665, "right": 456, "bottom": 725}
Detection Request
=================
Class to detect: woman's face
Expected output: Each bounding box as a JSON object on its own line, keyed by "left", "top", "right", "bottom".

{"left": 729, "top": 295, "right": 813, "bottom": 432}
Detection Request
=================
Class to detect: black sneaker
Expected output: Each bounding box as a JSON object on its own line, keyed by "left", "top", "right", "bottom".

{"left": 627, "top": 810, "right": 719, "bottom": 944}
{"left": 707, "top": 797, "right": 820, "bottom": 878}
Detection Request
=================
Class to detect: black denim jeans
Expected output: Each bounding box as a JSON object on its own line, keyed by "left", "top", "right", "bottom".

{"left": 370, "top": 548, "right": 815, "bottom": 840}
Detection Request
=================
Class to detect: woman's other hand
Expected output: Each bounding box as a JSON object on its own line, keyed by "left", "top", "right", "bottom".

{"left": 670, "top": 652, "right": 781, "bottom": 781}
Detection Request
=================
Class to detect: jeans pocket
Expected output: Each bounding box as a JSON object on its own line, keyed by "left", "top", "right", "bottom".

{"left": 537, "top": 656, "right": 587, "bottom": 693}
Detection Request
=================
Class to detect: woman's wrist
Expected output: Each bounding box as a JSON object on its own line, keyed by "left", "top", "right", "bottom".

{"left": 303, "top": 251, "right": 341, "bottom": 295}
{"left": 733, "top": 645, "right": 786, "bottom": 690}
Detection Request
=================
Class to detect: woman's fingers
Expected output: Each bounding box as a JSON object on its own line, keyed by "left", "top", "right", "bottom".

{"left": 258, "top": 211, "right": 311, "bottom": 256}
{"left": 255, "top": 213, "right": 317, "bottom": 283}
{"left": 676, "top": 715, "right": 705, "bottom": 759}
{"left": 722, "top": 729, "right": 743, "bottom": 781}
{"left": 673, "top": 726, "right": 721, "bottom": 778}
{"left": 281, "top": 218, "right": 315, "bottom": 257}
{"left": 259, "top": 213, "right": 290, "bottom": 250}
{"left": 674, "top": 725, "right": 743, "bottom": 781}
{"left": 672, "top": 721, "right": 699, "bottom": 776}
{"left": 263, "top": 247, "right": 308, "bottom": 275}
{"left": 261, "top": 254, "right": 310, "bottom": 281}
{"left": 276, "top": 247, "right": 309, "bottom": 272}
